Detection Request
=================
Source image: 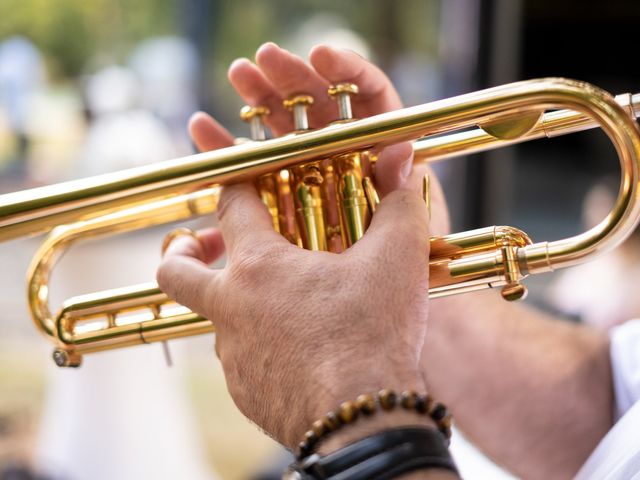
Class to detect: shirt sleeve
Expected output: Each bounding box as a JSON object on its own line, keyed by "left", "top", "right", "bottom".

{"left": 610, "top": 319, "right": 640, "bottom": 419}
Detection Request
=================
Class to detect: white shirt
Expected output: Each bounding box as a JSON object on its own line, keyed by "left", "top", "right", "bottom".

{"left": 576, "top": 319, "right": 640, "bottom": 479}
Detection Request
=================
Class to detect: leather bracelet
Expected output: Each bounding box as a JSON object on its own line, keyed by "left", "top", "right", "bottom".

{"left": 297, "top": 389, "right": 453, "bottom": 460}
{"left": 284, "top": 427, "right": 458, "bottom": 480}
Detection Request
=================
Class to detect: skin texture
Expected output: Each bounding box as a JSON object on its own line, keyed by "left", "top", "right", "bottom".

{"left": 157, "top": 43, "right": 614, "bottom": 479}
{"left": 159, "top": 170, "right": 433, "bottom": 448}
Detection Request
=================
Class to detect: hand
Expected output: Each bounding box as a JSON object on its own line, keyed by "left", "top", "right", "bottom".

{"left": 190, "top": 42, "right": 450, "bottom": 236}
{"left": 157, "top": 43, "right": 449, "bottom": 449}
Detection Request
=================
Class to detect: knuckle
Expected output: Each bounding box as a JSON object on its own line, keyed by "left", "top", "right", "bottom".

{"left": 228, "top": 242, "right": 290, "bottom": 286}
{"left": 203, "top": 277, "right": 228, "bottom": 320}
{"left": 385, "top": 190, "right": 429, "bottom": 235}
{"left": 156, "top": 259, "right": 197, "bottom": 306}
{"left": 216, "top": 184, "right": 256, "bottom": 222}
{"left": 156, "top": 258, "right": 178, "bottom": 293}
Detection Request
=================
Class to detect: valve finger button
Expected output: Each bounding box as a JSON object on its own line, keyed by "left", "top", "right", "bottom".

{"left": 240, "top": 105, "right": 270, "bottom": 141}
{"left": 328, "top": 83, "right": 359, "bottom": 120}
{"left": 283, "top": 94, "right": 314, "bottom": 131}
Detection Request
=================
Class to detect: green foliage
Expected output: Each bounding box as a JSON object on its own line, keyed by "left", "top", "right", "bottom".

{"left": 0, "top": 0, "right": 440, "bottom": 83}
{"left": 0, "top": 0, "right": 175, "bottom": 77}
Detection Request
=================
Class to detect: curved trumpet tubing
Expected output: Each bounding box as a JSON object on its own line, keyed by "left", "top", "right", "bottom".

{"left": 1, "top": 78, "right": 639, "bottom": 367}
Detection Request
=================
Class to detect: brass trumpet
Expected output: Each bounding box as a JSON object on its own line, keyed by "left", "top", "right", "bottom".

{"left": 1, "top": 78, "right": 639, "bottom": 367}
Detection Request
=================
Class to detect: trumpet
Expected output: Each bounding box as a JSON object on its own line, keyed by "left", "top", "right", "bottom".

{"left": 1, "top": 78, "right": 639, "bottom": 367}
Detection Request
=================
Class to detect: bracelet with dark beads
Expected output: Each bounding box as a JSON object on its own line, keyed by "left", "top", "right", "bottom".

{"left": 296, "top": 389, "right": 453, "bottom": 461}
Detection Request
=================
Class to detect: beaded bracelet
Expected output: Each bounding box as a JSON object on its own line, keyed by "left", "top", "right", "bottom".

{"left": 296, "top": 389, "right": 453, "bottom": 460}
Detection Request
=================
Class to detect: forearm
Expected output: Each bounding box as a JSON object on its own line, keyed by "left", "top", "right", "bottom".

{"left": 424, "top": 290, "right": 613, "bottom": 479}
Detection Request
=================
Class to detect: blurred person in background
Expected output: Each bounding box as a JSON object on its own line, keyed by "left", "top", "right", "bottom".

{"left": 33, "top": 44, "right": 218, "bottom": 480}
{"left": 0, "top": 36, "right": 85, "bottom": 189}
{"left": 0, "top": 37, "right": 45, "bottom": 176}
{"left": 79, "top": 64, "right": 176, "bottom": 176}
{"left": 129, "top": 36, "right": 201, "bottom": 155}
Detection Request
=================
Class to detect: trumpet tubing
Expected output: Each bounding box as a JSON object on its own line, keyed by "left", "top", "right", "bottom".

{"left": 1, "top": 78, "right": 639, "bottom": 367}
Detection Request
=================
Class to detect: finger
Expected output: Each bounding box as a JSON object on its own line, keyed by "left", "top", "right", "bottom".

{"left": 198, "top": 228, "right": 227, "bottom": 264}
{"left": 157, "top": 236, "right": 222, "bottom": 317}
{"left": 310, "top": 45, "right": 403, "bottom": 117}
{"left": 228, "top": 57, "right": 295, "bottom": 135}
{"left": 217, "top": 182, "right": 288, "bottom": 254}
{"left": 355, "top": 185, "right": 430, "bottom": 258}
{"left": 374, "top": 142, "right": 449, "bottom": 235}
{"left": 189, "top": 112, "right": 235, "bottom": 152}
{"left": 374, "top": 142, "right": 414, "bottom": 197}
{"left": 255, "top": 42, "right": 337, "bottom": 130}
{"left": 162, "top": 228, "right": 226, "bottom": 265}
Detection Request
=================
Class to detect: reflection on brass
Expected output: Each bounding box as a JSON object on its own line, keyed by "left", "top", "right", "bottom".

{"left": 480, "top": 111, "right": 543, "bottom": 140}
{"left": 258, "top": 174, "right": 282, "bottom": 234}
{"left": 333, "top": 152, "right": 372, "bottom": 247}
{"left": 1, "top": 79, "right": 640, "bottom": 366}
{"left": 240, "top": 105, "right": 270, "bottom": 141}
{"left": 328, "top": 83, "right": 359, "bottom": 121}
{"left": 423, "top": 174, "right": 431, "bottom": 219}
{"left": 363, "top": 177, "right": 379, "bottom": 214}
{"left": 283, "top": 95, "right": 314, "bottom": 131}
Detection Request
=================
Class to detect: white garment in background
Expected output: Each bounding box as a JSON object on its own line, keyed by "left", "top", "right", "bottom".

{"left": 36, "top": 346, "right": 216, "bottom": 480}
{"left": 576, "top": 319, "right": 640, "bottom": 479}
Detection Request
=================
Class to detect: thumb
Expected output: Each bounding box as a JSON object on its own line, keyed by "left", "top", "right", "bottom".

{"left": 374, "top": 142, "right": 414, "bottom": 197}
{"left": 356, "top": 168, "right": 430, "bottom": 259}
{"left": 156, "top": 230, "right": 223, "bottom": 318}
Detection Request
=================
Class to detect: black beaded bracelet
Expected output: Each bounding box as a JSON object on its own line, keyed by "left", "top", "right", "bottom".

{"left": 296, "top": 389, "right": 453, "bottom": 461}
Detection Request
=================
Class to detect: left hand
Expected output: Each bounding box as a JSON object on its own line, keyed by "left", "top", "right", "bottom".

{"left": 157, "top": 43, "right": 447, "bottom": 449}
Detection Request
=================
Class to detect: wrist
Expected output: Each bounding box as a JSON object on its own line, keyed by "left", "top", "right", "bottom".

{"left": 287, "top": 372, "right": 427, "bottom": 449}
{"left": 287, "top": 416, "right": 458, "bottom": 480}
{"left": 292, "top": 388, "right": 452, "bottom": 461}
{"left": 317, "top": 408, "right": 438, "bottom": 456}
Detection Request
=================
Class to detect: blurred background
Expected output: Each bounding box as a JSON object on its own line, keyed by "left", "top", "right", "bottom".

{"left": 1, "top": 0, "right": 639, "bottom": 479}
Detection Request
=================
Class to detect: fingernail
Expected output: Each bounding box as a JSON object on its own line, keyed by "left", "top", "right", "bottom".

{"left": 341, "top": 47, "right": 364, "bottom": 59}
{"left": 261, "top": 41, "right": 279, "bottom": 52}
{"left": 256, "top": 42, "right": 278, "bottom": 60}
{"left": 229, "top": 57, "right": 250, "bottom": 70}
{"left": 191, "top": 110, "right": 211, "bottom": 120}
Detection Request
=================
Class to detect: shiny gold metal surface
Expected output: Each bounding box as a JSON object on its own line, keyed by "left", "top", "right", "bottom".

{"left": 328, "top": 83, "right": 359, "bottom": 121}
{"left": 2, "top": 78, "right": 640, "bottom": 366}
{"left": 283, "top": 95, "right": 314, "bottom": 132}
{"left": 240, "top": 105, "right": 270, "bottom": 141}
